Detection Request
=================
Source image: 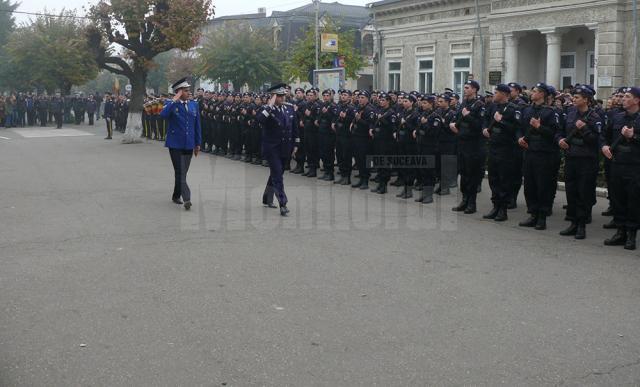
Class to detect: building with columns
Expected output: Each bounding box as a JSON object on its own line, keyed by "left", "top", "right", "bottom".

{"left": 369, "top": 0, "right": 639, "bottom": 97}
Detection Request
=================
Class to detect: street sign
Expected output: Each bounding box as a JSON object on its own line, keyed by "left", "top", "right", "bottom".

{"left": 488, "top": 71, "right": 502, "bottom": 85}
{"left": 321, "top": 33, "right": 338, "bottom": 53}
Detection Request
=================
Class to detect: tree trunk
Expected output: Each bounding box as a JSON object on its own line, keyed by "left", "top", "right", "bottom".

{"left": 129, "top": 67, "right": 148, "bottom": 113}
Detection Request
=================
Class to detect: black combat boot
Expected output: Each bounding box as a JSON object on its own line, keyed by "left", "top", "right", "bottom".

{"left": 534, "top": 213, "right": 547, "bottom": 230}
{"left": 574, "top": 223, "right": 586, "bottom": 240}
{"left": 377, "top": 182, "right": 388, "bottom": 194}
{"left": 625, "top": 230, "right": 637, "bottom": 250}
{"left": 464, "top": 199, "right": 477, "bottom": 214}
{"left": 291, "top": 164, "right": 304, "bottom": 174}
{"left": 601, "top": 206, "right": 613, "bottom": 216}
{"left": 483, "top": 205, "right": 499, "bottom": 219}
{"left": 452, "top": 196, "right": 468, "bottom": 212}
{"left": 341, "top": 176, "right": 351, "bottom": 186}
{"left": 306, "top": 168, "right": 317, "bottom": 178}
{"left": 519, "top": 214, "right": 538, "bottom": 227}
{"left": 559, "top": 222, "right": 578, "bottom": 236}
{"left": 494, "top": 205, "right": 508, "bottom": 222}
{"left": 420, "top": 186, "right": 434, "bottom": 204}
{"left": 604, "top": 228, "right": 627, "bottom": 246}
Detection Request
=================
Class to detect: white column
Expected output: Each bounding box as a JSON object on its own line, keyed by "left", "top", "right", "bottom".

{"left": 504, "top": 33, "right": 519, "bottom": 83}
{"left": 540, "top": 28, "right": 562, "bottom": 88}
{"left": 587, "top": 23, "right": 599, "bottom": 89}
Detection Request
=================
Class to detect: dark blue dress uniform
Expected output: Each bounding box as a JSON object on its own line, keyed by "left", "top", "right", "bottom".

{"left": 601, "top": 89, "right": 640, "bottom": 249}
{"left": 160, "top": 97, "right": 202, "bottom": 206}
{"left": 256, "top": 102, "right": 299, "bottom": 211}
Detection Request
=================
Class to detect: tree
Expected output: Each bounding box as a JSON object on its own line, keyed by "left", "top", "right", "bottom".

{"left": 3, "top": 10, "right": 99, "bottom": 94}
{"left": 0, "top": 0, "right": 20, "bottom": 92}
{"left": 283, "top": 18, "right": 365, "bottom": 83}
{"left": 146, "top": 51, "right": 172, "bottom": 94}
{"left": 197, "top": 23, "right": 281, "bottom": 90}
{"left": 86, "top": 0, "right": 214, "bottom": 111}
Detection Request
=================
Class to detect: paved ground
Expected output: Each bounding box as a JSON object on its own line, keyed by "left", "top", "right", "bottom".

{"left": 1, "top": 123, "right": 640, "bottom": 386}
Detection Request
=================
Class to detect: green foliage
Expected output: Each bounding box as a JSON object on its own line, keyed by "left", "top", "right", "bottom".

{"left": 197, "top": 23, "right": 281, "bottom": 90}
{"left": 283, "top": 18, "right": 365, "bottom": 82}
{"left": 86, "top": 0, "right": 214, "bottom": 110}
{"left": 0, "top": 0, "right": 19, "bottom": 48}
{"left": 73, "top": 71, "right": 129, "bottom": 95}
{"left": 3, "top": 10, "right": 99, "bottom": 94}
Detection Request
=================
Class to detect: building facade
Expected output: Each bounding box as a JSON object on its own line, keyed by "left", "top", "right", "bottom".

{"left": 370, "top": 0, "right": 639, "bottom": 96}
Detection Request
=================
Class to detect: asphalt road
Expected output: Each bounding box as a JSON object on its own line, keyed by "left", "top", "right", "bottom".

{"left": 1, "top": 123, "right": 640, "bottom": 386}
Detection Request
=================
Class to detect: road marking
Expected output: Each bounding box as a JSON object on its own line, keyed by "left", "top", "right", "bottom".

{"left": 12, "top": 129, "right": 94, "bottom": 138}
{"left": 0, "top": 136, "right": 10, "bottom": 140}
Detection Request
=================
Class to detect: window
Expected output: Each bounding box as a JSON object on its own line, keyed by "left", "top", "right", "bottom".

{"left": 388, "top": 62, "right": 401, "bottom": 90}
{"left": 560, "top": 54, "right": 575, "bottom": 69}
{"left": 452, "top": 57, "right": 470, "bottom": 94}
{"left": 417, "top": 59, "right": 434, "bottom": 94}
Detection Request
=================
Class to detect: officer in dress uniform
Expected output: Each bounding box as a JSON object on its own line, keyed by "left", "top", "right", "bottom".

{"left": 517, "top": 82, "right": 560, "bottom": 231}
{"left": 482, "top": 84, "right": 522, "bottom": 222}
{"left": 256, "top": 83, "right": 299, "bottom": 216}
{"left": 316, "top": 89, "right": 337, "bottom": 181}
{"left": 351, "top": 91, "right": 376, "bottom": 190}
{"left": 450, "top": 80, "right": 486, "bottom": 214}
{"left": 556, "top": 85, "right": 602, "bottom": 239}
{"left": 413, "top": 94, "right": 442, "bottom": 204}
{"left": 160, "top": 77, "right": 202, "bottom": 210}
{"left": 601, "top": 87, "right": 640, "bottom": 250}
{"left": 103, "top": 93, "right": 115, "bottom": 139}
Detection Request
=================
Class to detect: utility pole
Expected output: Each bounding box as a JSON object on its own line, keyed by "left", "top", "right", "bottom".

{"left": 314, "top": 0, "right": 320, "bottom": 75}
{"left": 634, "top": 0, "right": 638, "bottom": 85}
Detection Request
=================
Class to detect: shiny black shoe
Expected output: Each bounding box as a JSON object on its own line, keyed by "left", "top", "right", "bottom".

{"left": 604, "top": 229, "right": 627, "bottom": 246}
{"left": 494, "top": 206, "right": 508, "bottom": 222}
{"left": 625, "top": 230, "right": 637, "bottom": 250}
{"left": 483, "top": 206, "right": 499, "bottom": 219}
{"left": 280, "top": 206, "right": 290, "bottom": 216}
{"left": 172, "top": 197, "right": 183, "bottom": 205}
{"left": 463, "top": 201, "right": 477, "bottom": 214}
{"left": 575, "top": 224, "right": 586, "bottom": 240}
{"left": 184, "top": 201, "right": 192, "bottom": 211}
{"left": 534, "top": 215, "right": 547, "bottom": 230}
{"left": 519, "top": 215, "right": 538, "bottom": 227}
{"left": 559, "top": 223, "right": 578, "bottom": 236}
{"left": 452, "top": 197, "right": 468, "bottom": 212}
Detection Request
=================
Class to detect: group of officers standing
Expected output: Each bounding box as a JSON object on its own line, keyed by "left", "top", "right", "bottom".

{"left": 160, "top": 81, "right": 640, "bottom": 251}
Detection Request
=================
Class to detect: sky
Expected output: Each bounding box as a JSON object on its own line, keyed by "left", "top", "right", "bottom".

{"left": 13, "top": 0, "right": 372, "bottom": 25}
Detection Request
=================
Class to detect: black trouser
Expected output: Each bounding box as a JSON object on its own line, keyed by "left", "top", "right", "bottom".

{"left": 231, "top": 123, "right": 242, "bottom": 155}
{"left": 373, "top": 138, "right": 394, "bottom": 183}
{"left": 523, "top": 151, "right": 557, "bottom": 215}
{"left": 295, "top": 124, "right": 306, "bottom": 167}
{"left": 17, "top": 110, "right": 25, "bottom": 127}
{"left": 27, "top": 110, "right": 35, "bottom": 126}
{"left": 74, "top": 111, "right": 82, "bottom": 125}
{"left": 336, "top": 135, "right": 352, "bottom": 175}
{"left": 610, "top": 163, "right": 640, "bottom": 231}
{"left": 105, "top": 118, "right": 113, "bottom": 138}
{"left": 417, "top": 145, "right": 437, "bottom": 187}
{"left": 488, "top": 147, "right": 518, "bottom": 206}
{"left": 54, "top": 112, "right": 63, "bottom": 129}
{"left": 169, "top": 148, "right": 193, "bottom": 202}
{"left": 352, "top": 136, "right": 371, "bottom": 178}
{"left": 397, "top": 141, "right": 416, "bottom": 186}
{"left": 304, "top": 129, "right": 319, "bottom": 168}
{"left": 438, "top": 142, "right": 457, "bottom": 188}
{"left": 564, "top": 156, "right": 598, "bottom": 224}
{"left": 319, "top": 131, "right": 336, "bottom": 174}
{"left": 88, "top": 112, "right": 94, "bottom": 125}
{"left": 458, "top": 142, "right": 485, "bottom": 203}
{"left": 38, "top": 111, "right": 47, "bottom": 126}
